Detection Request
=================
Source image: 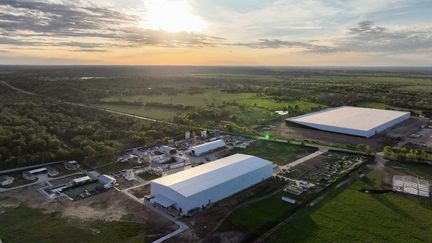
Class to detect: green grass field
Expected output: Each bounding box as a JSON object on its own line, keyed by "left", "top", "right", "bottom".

{"left": 268, "top": 167, "right": 432, "bottom": 243}
{"left": 98, "top": 91, "right": 324, "bottom": 122}
{"left": 356, "top": 101, "right": 419, "bottom": 113}
{"left": 137, "top": 172, "right": 160, "bottom": 181}
{"left": 387, "top": 161, "right": 432, "bottom": 181}
{"left": 101, "top": 91, "right": 256, "bottom": 107}
{"left": 0, "top": 207, "right": 150, "bottom": 243}
{"left": 238, "top": 98, "right": 324, "bottom": 112}
{"left": 397, "top": 85, "right": 432, "bottom": 93}
{"left": 219, "top": 192, "right": 295, "bottom": 237}
{"left": 231, "top": 140, "right": 317, "bottom": 165}
{"left": 97, "top": 104, "right": 180, "bottom": 120}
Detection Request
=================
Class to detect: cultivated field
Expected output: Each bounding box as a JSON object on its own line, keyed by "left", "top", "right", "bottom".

{"left": 268, "top": 165, "right": 432, "bottom": 243}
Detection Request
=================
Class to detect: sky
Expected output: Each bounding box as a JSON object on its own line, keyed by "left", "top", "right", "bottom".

{"left": 0, "top": 0, "right": 431, "bottom": 66}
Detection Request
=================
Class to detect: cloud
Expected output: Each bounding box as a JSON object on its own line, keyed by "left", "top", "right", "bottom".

{"left": 0, "top": 0, "right": 223, "bottom": 50}
{"left": 229, "top": 38, "right": 332, "bottom": 52}
{"left": 230, "top": 39, "right": 310, "bottom": 49}
{"left": 0, "top": 0, "right": 430, "bottom": 60}
{"left": 327, "top": 21, "right": 432, "bottom": 54}
{"left": 231, "top": 21, "right": 432, "bottom": 55}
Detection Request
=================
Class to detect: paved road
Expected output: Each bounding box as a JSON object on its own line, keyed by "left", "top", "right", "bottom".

{"left": 0, "top": 80, "right": 35, "bottom": 95}
{"left": 279, "top": 150, "right": 327, "bottom": 171}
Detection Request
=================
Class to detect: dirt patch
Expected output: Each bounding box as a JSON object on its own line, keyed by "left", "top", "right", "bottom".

{"left": 178, "top": 178, "right": 285, "bottom": 242}
{"left": 0, "top": 183, "right": 177, "bottom": 237}
{"left": 129, "top": 185, "right": 150, "bottom": 199}
{"left": 267, "top": 119, "right": 418, "bottom": 150}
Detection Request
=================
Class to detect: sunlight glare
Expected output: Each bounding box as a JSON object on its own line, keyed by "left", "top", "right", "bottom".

{"left": 140, "top": 0, "right": 206, "bottom": 33}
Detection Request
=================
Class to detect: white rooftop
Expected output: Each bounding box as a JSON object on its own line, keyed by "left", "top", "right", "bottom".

{"left": 288, "top": 106, "right": 410, "bottom": 132}
{"left": 190, "top": 139, "right": 226, "bottom": 155}
{"left": 152, "top": 153, "right": 272, "bottom": 197}
{"left": 72, "top": 176, "right": 92, "bottom": 183}
{"left": 28, "top": 167, "right": 48, "bottom": 174}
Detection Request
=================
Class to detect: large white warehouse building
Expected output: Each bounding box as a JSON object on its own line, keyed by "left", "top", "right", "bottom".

{"left": 150, "top": 153, "right": 273, "bottom": 215}
{"left": 286, "top": 106, "right": 410, "bottom": 138}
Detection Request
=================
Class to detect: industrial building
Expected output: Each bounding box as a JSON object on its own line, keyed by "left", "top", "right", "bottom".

{"left": 72, "top": 176, "right": 93, "bottom": 185}
{"left": 286, "top": 106, "right": 410, "bottom": 138}
{"left": 150, "top": 153, "right": 273, "bottom": 215}
{"left": 98, "top": 175, "right": 117, "bottom": 189}
{"left": 393, "top": 175, "right": 430, "bottom": 197}
{"left": 22, "top": 167, "right": 59, "bottom": 180}
{"left": 190, "top": 139, "right": 226, "bottom": 156}
{"left": 159, "top": 145, "right": 177, "bottom": 155}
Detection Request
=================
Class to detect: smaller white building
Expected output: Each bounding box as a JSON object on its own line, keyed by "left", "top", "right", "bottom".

{"left": 159, "top": 146, "right": 177, "bottom": 155}
{"left": 151, "top": 155, "right": 173, "bottom": 164}
{"left": 72, "top": 176, "right": 92, "bottom": 185}
{"left": 98, "top": 175, "right": 117, "bottom": 189}
{"left": 0, "top": 176, "right": 14, "bottom": 186}
{"left": 190, "top": 139, "right": 226, "bottom": 156}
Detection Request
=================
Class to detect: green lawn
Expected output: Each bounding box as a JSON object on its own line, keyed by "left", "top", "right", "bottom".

{"left": 231, "top": 140, "right": 317, "bottom": 165}
{"left": 0, "top": 207, "right": 150, "bottom": 243}
{"left": 219, "top": 192, "right": 295, "bottom": 237}
{"left": 268, "top": 169, "right": 432, "bottom": 243}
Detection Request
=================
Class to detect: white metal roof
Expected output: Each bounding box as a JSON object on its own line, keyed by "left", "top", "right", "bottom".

{"left": 98, "top": 174, "right": 116, "bottom": 184}
{"left": 191, "top": 139, "right": 225, "bottom": 155}
{"left": 73, "top": 176, "right": 91, "bottom": 183}
{"left": 28, "top": 167, "right": 48, "bottom": 174}
{"left": 152, "top": 153, "right": 272, "bottom": 197}
{"left": 287, "top": 106, "right": 410, "bottom": 132}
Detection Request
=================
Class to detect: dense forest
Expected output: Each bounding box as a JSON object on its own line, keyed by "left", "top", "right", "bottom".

{"left": 0, "top": 86, "right": 188, "bottom": 169}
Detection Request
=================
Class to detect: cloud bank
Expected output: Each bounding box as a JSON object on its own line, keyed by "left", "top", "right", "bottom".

{"left": 0, "top": 0, "right": 222, "bottom": 51}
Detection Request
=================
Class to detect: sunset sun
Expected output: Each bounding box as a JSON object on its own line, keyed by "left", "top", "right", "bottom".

{"left": 140, "top": 0, "right": 206, "bottom": 33}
